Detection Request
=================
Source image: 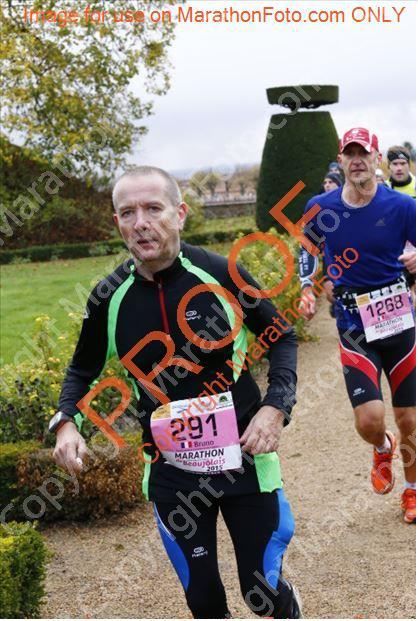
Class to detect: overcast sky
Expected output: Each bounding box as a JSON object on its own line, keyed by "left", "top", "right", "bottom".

{"left": 131, "top": 0, "right": 416, "bottom": 174}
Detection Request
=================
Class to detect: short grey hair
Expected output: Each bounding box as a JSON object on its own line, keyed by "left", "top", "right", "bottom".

{"left": 112, "top": 166, "right": 182, "bottom": 209}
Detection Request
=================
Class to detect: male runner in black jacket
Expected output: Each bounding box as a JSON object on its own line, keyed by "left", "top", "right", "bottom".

{"left": 50, "top": 166, "right": 301, "bottom": 618}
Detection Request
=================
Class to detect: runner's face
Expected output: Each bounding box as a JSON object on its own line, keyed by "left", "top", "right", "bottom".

{"left": 389, "top": 158, "right": 410, "bottom": 183}
{"left": 338, "top": 144, "right": 381, "bottom": 185}
{"left": 323, "top": 178, "right": 339, "bottom": 192}
{"left": 113, "top": 174, "right": 187, "bottom": 265}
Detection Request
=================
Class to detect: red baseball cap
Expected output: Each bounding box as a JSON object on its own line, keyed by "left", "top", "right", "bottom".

{"left": 339, "top": 128, "right": 379, "bottom": 153}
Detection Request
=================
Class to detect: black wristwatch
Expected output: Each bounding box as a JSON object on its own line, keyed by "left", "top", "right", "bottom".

{"left": 48, "top": 411, "right": 74, "bottom": 433}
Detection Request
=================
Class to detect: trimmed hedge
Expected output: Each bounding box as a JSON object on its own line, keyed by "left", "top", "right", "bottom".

{"left": 0, "top": 228, "right": 254, "bottom": 264}
{"left": 0, "top": 238, "right": 126, "bottom": 264}
{"left": 0, "top": 522, "right": 48, "bottom": 618}
{"left": 1, "top": 435, "right": 145, "bottom": 523}
{"left": 185, "top": 227, "right": 254, "bottom": 245}
{"left": 256, "top": 110, "right": 339, "bottom": 233}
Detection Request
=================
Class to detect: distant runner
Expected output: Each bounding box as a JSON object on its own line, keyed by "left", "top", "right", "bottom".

{"left": 385, "top": 145, "right": 416, "bottom": 198}
{"left": 320, "top": 171, "right": 343, "bottom": 316}
{"left": 299, "top": 128, "right": 416, "bottom": 523}
{"left": 385, "top": 145, "right": 416, "bottom": 293}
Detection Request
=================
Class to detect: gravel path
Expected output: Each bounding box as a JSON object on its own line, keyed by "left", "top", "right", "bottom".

{"left": 41, "top": 302, "right": 416, "bottom": 619}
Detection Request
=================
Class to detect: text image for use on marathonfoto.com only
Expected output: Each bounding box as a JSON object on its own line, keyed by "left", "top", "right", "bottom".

{"left": 21, "top": 4, "right": 407, "bottom": 26}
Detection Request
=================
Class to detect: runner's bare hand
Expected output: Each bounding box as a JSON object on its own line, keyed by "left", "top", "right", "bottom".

{"left": 53, "top": 422, "right": 87, "bottom": 474}
{"left": 323, "top": 280, "right": 335, "bottom": 303}
{"left": 399, "top": 251, "right": 416, "bottom": 274}
{"left": 299, "top": 287, "right": 317, "bottom": 320}
{"left": 240, "top": 406, "right": 284, "bottom": 455}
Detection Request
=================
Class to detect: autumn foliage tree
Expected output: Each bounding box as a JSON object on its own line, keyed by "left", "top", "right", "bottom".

{"left": 0, "top": 0, "right": 179, "bottom": 180}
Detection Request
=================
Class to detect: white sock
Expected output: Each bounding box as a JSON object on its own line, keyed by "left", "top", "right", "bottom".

{"left": 405, "top": 482, "right": 416, "bottom": 490}
{"left": 375, "top": 435, "right": 391, "bottom": 453}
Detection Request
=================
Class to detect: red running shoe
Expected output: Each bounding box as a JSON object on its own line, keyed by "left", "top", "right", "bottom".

{"left": 371, "top": 431, "right": 397, "bottom": 495}
{"left": 401, "top": 488, "right": 416, "bottom": 524}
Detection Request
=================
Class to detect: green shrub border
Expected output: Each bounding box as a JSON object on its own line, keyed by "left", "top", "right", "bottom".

{"left": 0, "top": 239, "right": 124, "bottom": 264}
{"left": 0, "top": 228, "right": 255, "bottom": 264}
{"left": 0, "top": 522, "right": 48, "bottom": 618}
{"left": 1, "top": 434, "right": 145, "bottom": 523}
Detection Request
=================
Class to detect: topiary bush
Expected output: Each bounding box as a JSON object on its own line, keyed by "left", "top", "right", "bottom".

{"left": 256, "top": 111, "right": 339, "bottom": 233}
{"left": 266, "top": 85, "right": 339, "bottom": 108}
{"left": 0, "top": 522, "right": 48, "bottom": 618}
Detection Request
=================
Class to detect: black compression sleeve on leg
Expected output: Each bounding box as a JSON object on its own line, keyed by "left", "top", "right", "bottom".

{"left": 153, "top": 499, "right": 230, "bottom": 618}
{"left": 220, "top": 490, "right": 301, "bottom": 618}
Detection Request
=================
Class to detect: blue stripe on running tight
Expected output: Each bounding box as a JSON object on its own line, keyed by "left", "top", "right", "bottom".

{"left": 262, "top": 489, "right": 295, "bottom": 590}
{"left": 153, "top": 504, "right": 190, "bottom": 591}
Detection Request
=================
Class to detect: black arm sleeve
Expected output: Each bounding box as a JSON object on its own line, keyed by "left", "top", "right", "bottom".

{"left": 58, "top": 288, "right": 110, "bottom": 417}
{"left": 260, "top": 330, "right": 297, "bottom": 424}
{"left": 227, "top": 264, "right": 298, "bottom": 424}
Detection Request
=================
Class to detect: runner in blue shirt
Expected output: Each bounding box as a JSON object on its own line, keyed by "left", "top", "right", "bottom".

{"left": 299, "top": 127, "right": 416, "bottom": 523}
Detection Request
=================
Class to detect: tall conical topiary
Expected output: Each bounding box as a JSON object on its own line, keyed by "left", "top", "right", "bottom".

{"left": 256, "top": 85, "right": 339, "bottom": 233}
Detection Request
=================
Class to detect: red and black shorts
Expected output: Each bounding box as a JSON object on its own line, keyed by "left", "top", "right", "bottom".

{"left": 338, "top": 327, "right": 416, "bottom": 408}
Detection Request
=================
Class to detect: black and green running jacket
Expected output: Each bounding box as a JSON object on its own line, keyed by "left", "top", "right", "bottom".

{"left": 58, "top": 242, "right": 297, "bottom": 501}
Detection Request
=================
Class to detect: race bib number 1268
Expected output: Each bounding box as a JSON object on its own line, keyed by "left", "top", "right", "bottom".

{"left": 356, "top": 282, "right": 415, "bottom": 342}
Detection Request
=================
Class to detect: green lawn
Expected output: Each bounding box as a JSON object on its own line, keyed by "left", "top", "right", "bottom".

{"left": 0, "top": 242, "right": 232, "bottom": 365}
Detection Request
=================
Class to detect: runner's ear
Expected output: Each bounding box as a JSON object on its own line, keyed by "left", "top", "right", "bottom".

{"left": 178, "top": 202, "right": 188, "bottom": 230}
